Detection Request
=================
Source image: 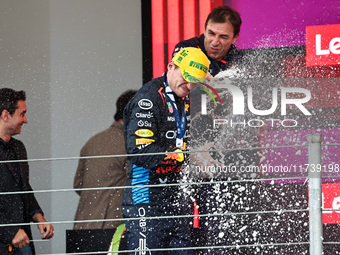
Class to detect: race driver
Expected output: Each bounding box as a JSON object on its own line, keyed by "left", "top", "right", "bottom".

{"left": 122, "top": 47, "right": 209, "bottom": 255}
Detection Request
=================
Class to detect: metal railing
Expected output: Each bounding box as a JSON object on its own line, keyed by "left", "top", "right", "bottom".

{"left": 0, "top": 134, "right": 339, "bottom": 254}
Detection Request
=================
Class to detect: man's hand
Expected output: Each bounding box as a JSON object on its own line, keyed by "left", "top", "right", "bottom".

{"left": 192, "top": 143, "right": 222, "bottom": 166}
{"left": 205, "top": 73, "right": 213, "bottom": 80}
{"left": 191, "top": 143, "right": 222, "bottom": 178}
{"left": 12, "top": 229, "right": 30, "bottom": 248}
{"left": 32, "top": 213, "right": 54, "bottom": 239}
{"left": 37, "top": 221, "right": 54, "bottom": 239}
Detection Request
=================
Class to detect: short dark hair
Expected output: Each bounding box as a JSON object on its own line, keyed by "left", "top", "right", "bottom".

{"left": 0, "top": 88, "right": 26, "bottom": 116}
{"left": 205, "top": 5, "right": 242, "bottom": 37}
{"left": 114, "top": 90, "right": 137, "bottom": 121}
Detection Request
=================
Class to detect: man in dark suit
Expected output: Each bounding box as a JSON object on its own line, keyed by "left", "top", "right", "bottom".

{"left": 0, "top": 88, "right": 54, "bottom": 254}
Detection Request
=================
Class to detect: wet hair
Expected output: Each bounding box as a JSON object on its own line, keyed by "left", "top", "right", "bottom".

{"left": 0, "top": 88, "right": 26, "bottom": 116}
{"left": 205, "top": 5, "right": 242, "bottom": 37}
{"left": 114, "top": 90, "right": 137, "bottom": 121}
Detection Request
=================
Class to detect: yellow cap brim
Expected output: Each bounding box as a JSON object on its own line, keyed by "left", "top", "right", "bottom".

{"left": 181, "top": 68, "right": 207, "bottom": 84}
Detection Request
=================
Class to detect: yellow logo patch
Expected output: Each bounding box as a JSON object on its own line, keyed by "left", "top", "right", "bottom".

{"left": 136, "top": 138, "right": 155, "bottom": 145}
{"left": 135, "top": 129, "right": 154, "bottom": 137}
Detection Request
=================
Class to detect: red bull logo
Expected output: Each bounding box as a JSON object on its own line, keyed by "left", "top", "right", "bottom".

{"left": 164, "top": 149, "right": 184, "bottom": 162}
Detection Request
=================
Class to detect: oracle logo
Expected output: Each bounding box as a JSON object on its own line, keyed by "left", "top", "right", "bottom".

{"left": 306, "top": 24, "right": 340, "bottom": 67}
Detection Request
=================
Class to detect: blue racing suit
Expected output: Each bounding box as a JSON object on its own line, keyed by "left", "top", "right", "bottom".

{"left": 122, "top": 75, "right": 193, "bottom": 255}
{"left": 172, "top": 35, "right": 244, "bottom": 254}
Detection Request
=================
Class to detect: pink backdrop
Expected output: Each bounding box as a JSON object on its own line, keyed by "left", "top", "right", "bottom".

{"left": 226, "top": 0, "right": 340, "bottom": 49}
